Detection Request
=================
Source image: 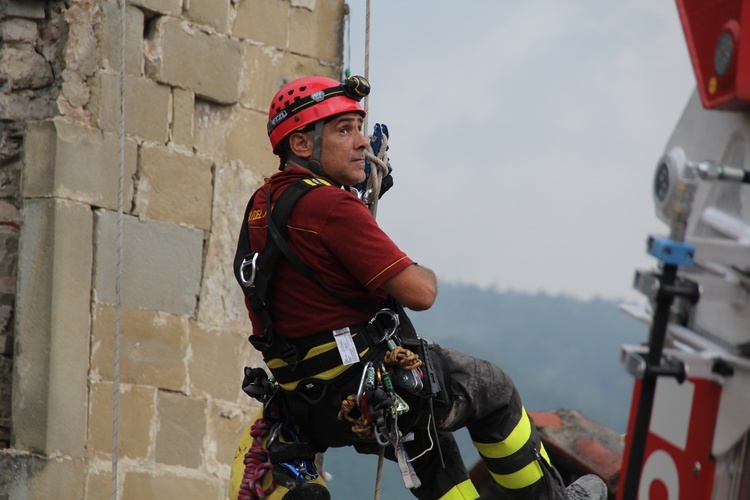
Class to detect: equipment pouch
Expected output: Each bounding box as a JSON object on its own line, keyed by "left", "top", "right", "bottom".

{"left": 401, "top": 337, "right": 441, "bottom": 398}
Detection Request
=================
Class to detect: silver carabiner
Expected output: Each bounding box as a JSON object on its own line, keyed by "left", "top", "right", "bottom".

{"left": 356, "top": 361, "right": 373, "bottom": 407}
{"left": 368, "top": 308, "right": 400, "bottom": 343}
{"left": 239, "top": 253, "right": 258, "bottom": 288}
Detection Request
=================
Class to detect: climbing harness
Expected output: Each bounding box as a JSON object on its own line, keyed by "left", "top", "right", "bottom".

{"left": 233, "top": 174, "right": 444, "bottom": 496}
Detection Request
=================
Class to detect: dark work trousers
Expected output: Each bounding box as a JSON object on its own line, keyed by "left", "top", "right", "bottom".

{"left": 281, "top": 344, "right": 568, "bottom": 499}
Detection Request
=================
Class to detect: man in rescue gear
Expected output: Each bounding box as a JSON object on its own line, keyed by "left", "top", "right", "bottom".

{"left": 230, "top": 75, "right": 608, "bottom": 500}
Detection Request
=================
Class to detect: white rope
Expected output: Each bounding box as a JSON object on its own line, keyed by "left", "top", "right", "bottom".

{"left": 344, "top": 4, "right": 351, "bottom": 78}
{"left": 363, "top": 133, "right": 389, "bottom": 218}
{"left": 361, "top": 0, "right": 386, "bottom": 495}
{"left": 363, "top": 0, "right": 370, "bottom": 131}
{"left": 374, "top": 446, "right": 384, "bottom": 500}
{"left": 112, "top": 0, "right": 126, "bottom": 498}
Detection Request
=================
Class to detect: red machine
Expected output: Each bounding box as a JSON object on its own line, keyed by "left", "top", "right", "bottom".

{"left": 617, "top": 2, "right": 750, "bottom": 498}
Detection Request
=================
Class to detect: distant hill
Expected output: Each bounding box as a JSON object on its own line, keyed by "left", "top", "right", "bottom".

{"left": 323, "top": 284, "right": 647, "bottom": 499}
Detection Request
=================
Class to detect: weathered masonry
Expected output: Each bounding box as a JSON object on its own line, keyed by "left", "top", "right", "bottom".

{"left": 0, "top": 0, "right": 347, "bottom": 497}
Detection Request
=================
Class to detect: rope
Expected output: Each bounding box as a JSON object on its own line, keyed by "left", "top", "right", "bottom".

{"left": 343, "top": 5, "right": 351, "bottom": 78}
{"left": 384, "top": 345, "right": 423, "bottom": 370}
{"left": 374, "top": 447, "right": 384, "bottom": 500}
{"left": 363, "top": 0, "right": 370, "bottom": 131}
{"left": 238, "top": 418, "right": 276, "bottom": 500}
{"left": 112, "top": 0, "right": 126, "bottom": 498}
{"left": 363, "top": 133, "right": 389, "bottom": 218}
{"left": 338, "top": 394, "right": 375, "bottom": 440}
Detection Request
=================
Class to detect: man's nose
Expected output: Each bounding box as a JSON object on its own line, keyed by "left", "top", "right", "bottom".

{"left": 355, "top": 129, "right": 368, "bottom": 149}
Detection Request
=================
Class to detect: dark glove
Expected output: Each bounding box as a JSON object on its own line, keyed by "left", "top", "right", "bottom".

{"left": 378, "top": 164, "right": 393, "bottom": 199}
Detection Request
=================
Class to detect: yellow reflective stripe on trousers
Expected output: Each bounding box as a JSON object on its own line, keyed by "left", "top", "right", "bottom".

{"left": 489, "top": 457, "right": 544, "bottom": 490}
{"left": 438, "top": 479, "right": 479, "bottom": 500}
{"left": 540, "top": 442, "right": 550, "bottom": 463}
{"left": 489, "top": 442, "right": 551, "bottom": 490}
{"left": 472, "top": 407, "right": 532, "bottom": 459}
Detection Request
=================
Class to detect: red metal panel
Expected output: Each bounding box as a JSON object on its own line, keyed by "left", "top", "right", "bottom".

{"left": 676, "top": 0, "right": 750, "bottom": 110}
{"left": 618, "top": 377, "right": 721, "bottom": 499}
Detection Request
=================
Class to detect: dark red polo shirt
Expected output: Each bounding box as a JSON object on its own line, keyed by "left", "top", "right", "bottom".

{"left": 245, "top": 167, "right": 413, "bottom": 339}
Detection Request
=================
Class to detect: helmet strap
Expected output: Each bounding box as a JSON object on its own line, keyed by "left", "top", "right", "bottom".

{"left": 285, "top": 120, "right": 325, "bottom": 177}
{"left": 309, "top": 120, "right": 325, "bottom": 176}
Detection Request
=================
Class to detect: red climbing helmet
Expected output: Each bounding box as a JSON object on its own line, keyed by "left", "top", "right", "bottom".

{"left": 267, "top": 75, "right": 369, "bottom": 154}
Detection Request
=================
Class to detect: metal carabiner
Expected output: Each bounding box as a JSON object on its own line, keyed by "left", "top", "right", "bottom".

{"left": 356, "top": 361, "right": 373, "bottom": 407}
{"left": 239, "top": 253, "right": 259, "bottom": 288}
{"left": 368, "top": 308, "right": 400, "bottom": 343}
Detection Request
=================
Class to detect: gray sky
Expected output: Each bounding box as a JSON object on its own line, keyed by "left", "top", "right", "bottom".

{"left": 344, "top": 1, "right": 696, "bottom": 302}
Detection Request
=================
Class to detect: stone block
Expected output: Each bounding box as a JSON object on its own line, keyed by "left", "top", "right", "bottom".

{"left": 135, "top": 144, "right": 213, "bottom": 229}
{"left": 6, "top": 0, "right": 45, "bottom": 19}
{"left": 23, "top": 119, "right": 137, "bottom": 211}
{"left": 22, "top": 456, "right": 85, "bottom": 500}
{"left": 0, "top": 451, "right": 45, "bottom": 498}
{"left": 63, "top": 1, "right": 100, "bottom": 77}
{"left": 127, "top": 0, "right": 181, "bottom": 17}
{"left": 91, "top": 303, "right": 188, "bottom": 391}
{"left": 197, "top": 161, "right": 262, "bottom": 328}
{"left": 85, "top": 470, "right": 112, "bottom": 500}
{"left": 88, "top": 381, "right": 156, "bottom": 461}
{"left": 13, "top": 199, "right": 92, "bottom": 456}
{"left": 92, "top": 210, "right": 203, "bottom": 315}
{"left": 0, "top": 18, "right": 39, "bottom": 42}
{"left": 233, "top": 0, "right": 289, "bottom": 47}
{"left": 184, "top": 0, "right": 231, "bottom": 33}
{"left": 146, "top": 16, "right": 242, "bottom": 104}
{"left": 100, "top": 2, "right": 144, "bottom": 75}
{"left": 188, "top": 322, "right": 254, "bottom": 402}
{"left": 0, "top": 90, "right": 57, "bottom": 121}
{"left": 193, "top": 99, "right": 233, "bottom": 164}
{"left": 240, "top": 45, "right": 334, "bottom": 113}
{"left": 61, "top": 68, "right": 91, "bottom": 108}
{"left": 155, "top": 391, "right": 206, "bottom": 468}
{"left": 0, "top": 44, "right": 54, "bottom": 90}
{"left": 210, "top": 401, "right": 259, "bottom": 467}
{"left": 289, "top": 0, "right": 345, "bottom": 62}
{"left": 122, "top": 471, "right": 222, "bottom": 500}
{"left": 225, "top": 107, "right": 276, "bottom": 177}
{"left": 171, "top": 87, "right": 194, "bottom": 146}
{"left": 94, "top": 72, "right": 171, "bottom": 143}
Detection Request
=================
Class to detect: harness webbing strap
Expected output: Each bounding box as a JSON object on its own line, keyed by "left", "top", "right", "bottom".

{"left": 266, "top": 330, "right": 378, "bottom": 385}
{"left": 265, "top": 186, "right": 378, "bottom": 315}
{"left": 234, "top": 177, "right": 379, "bottom": 368}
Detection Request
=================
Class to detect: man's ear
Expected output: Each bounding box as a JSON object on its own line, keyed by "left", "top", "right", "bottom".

{"left": 287, "top": 131, "right": 313, "bottom": 159}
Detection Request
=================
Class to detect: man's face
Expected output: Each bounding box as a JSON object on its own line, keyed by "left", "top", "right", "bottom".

{"left": 320, "top": 113, "right": 368, "bottom": 187}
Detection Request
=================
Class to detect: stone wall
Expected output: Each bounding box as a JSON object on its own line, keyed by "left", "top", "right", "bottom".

{"left": 0, "top": 0, "right": 346, "bottom": 498}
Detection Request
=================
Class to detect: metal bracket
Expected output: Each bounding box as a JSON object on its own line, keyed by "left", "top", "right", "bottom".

{"left": 621, "top": 346, "right": 686, "bottom": 383}
{"left": 648, "top": 236, "right": 695, "bottom": 266}
{"left": 633, "top": 270, "right": 701, "bottom": 303}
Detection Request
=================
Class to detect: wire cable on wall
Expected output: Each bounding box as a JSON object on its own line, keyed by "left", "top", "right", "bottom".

{"left": 112, "top": 0, "right": 126, "bottom": 498}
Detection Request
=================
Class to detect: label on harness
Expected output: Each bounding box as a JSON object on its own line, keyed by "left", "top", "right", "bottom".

{"left": 333, "top": 327, "right": 359, "bottom": 365}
